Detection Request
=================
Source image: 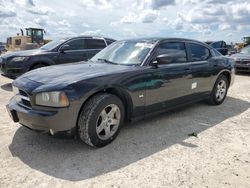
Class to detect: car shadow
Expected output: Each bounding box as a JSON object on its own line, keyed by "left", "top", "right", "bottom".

{"left": 9, "top": 97, "right": 250, "bottom": 181}
{"left": 0, "top": 83, "right": 12, "bottom": 92}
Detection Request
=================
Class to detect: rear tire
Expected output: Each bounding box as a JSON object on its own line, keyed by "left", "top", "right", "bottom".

{"left": 78, "top": 93, "right": 124, "bottom": 147}
{"left": 208, "top": 74, "right": 229, "bottom": 105}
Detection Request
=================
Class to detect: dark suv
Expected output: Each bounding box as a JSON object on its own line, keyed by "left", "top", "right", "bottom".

{"left": 0, "top": 36, "right": 115, "bottom": 78}
{"left": 0, "top": 45, "right": 6, "bottom": 54}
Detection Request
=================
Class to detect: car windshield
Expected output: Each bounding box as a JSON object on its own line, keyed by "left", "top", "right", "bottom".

{"left": 91, "top": 40, "right": 156, "bottom": 65}
{"left": 40, "top": 39, "right": 66, "bottom": 50}
{"left": 240, "top": 46, "right": 250, "bottom": 54}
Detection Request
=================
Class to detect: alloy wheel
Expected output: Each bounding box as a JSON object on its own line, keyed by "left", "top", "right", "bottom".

{"left": 96, "top": 104, "right": 121, "bottom": 140}
{"left": 216, "top": 80, "right": 227, "bottom": 101}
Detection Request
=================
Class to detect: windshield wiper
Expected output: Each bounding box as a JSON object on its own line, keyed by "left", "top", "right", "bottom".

{"left": 97, "top": 58, "right": 118, "bottom": 65}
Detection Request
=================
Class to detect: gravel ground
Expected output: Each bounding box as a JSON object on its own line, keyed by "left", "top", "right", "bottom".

{"left": 0, "top": 74, "right": 249, "bottom": 188}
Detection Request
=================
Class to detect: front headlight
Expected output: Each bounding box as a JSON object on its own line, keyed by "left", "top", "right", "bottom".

{"left": 35, "top": 91, "right": 69, "bottom": 107}
{"left": 10, "top": 57, "right": 29, "bottom": 62}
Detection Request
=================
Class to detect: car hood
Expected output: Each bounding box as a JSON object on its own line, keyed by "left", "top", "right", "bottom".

{"left": 231, "top": 53, "right": 250, "bottom": 60}
{"left": 1, "top": 48, "right": 46, "bottom": 58}
{"left": 20, "top": 62, "right": 134, "bottom": 87}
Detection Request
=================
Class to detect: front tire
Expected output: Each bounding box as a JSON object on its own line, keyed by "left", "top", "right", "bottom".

{"left": 78, "top": 93, "right": 124, "bottom": 147}
{"left": 208, "top": 74, "right": 229, "bottom": 105}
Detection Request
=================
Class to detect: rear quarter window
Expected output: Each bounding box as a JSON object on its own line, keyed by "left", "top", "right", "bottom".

{"left": 189, "top": 43, "right": 210, "bottom": 61}
{"left": 106, "top": 39, "right": 115, "bottom": 45}
{"left": 87, "top": 39, "right": 106, "bottom": 49}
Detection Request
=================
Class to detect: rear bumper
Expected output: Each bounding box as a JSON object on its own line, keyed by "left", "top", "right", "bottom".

{"left": 6, "top": 97, "right": 77, "bottom": 133}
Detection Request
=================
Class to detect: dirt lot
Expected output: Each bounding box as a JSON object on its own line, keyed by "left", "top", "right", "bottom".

{"left": 0, "top": 74, "right": 249, "bottom": 188}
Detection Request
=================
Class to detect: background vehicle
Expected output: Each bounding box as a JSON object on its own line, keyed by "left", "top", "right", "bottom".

{"left": 230, "top": 45, "right": 250, "bottom": 72}
{"left": 243, "top": 37, "right": 250, "bottom": 47}
{"left": 0, "top": 45, "right": 6, "bottom": 54}
{"left": 6, "top": 28, "right": 51, "bottom": 52}
{"left": 7, "top": 38, "right": 235, "bottom": 147}
{"left": 0, "top": 36, "right": 115, "bottom": 78}
{"left": 206, "top": 41, "right": 228, "bottom": 55}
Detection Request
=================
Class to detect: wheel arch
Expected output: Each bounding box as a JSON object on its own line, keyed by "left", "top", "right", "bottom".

{"left": 76, "top": 86, "right": 134, "bottom": 126}
{"left": 28, "top": 59, "right": 55, "bottom": 71}
{"left": 217, "top": 70, "right": 231, "bottom": 85}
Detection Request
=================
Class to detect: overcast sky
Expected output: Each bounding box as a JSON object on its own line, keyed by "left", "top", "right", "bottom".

{"left": 0, "top": 0, "right": 249, "bottom": 43}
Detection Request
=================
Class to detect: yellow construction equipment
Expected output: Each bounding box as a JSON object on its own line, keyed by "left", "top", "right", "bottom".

{"left": 243, "top": 37, "right": 250, "bottom": 47}
{"left": 6, "top": 28, "right": 51, "bottom": 52}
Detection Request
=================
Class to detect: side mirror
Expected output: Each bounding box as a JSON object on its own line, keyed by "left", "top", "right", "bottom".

{"left": 156, "top": 54, "right": 173, "bottom": 64}
{"left": 59, "top": 44, "right": 70, "bottom": 53}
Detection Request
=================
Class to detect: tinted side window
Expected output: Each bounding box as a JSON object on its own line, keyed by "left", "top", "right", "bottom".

{"left": 211, "top": 42, "right": 221, "bottom": 48}
{"left": 189, "top": 43, "right": 210, "bottom": 61}
{"left": 87, "top": 39, "right": 106, "bottom": 49}
{"left": 64, "top": 39, "right": 86, "bottom": 50}
{"left": 222, "top": 42, "right": 227, "bottom": 48}
{"left": 213, "top": 49, "right": 222, "bottom": 56}
{"left": 156, "top": 42, "right": 187, "bottom": 63}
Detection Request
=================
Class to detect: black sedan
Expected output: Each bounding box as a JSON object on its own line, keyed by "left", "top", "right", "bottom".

{"left": 0, "top": 36, "right": 115, "bottom": 78}
{"left": 7, "top": 38, "right": 235, "bottom": 147}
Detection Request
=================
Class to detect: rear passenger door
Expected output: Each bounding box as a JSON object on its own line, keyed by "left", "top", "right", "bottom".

{"left": 86, "top": 39, "right": 107, "bottom": 59}
{"left": 187, "top": 42, "right": 214, "bottom": 98}
{"left": 58, "top": 38, "right": 89, "bottom": 64}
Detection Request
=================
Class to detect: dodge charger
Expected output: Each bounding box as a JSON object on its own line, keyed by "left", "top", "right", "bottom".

{"left": 6, "top": 38, "right": 235, "bottom": 147}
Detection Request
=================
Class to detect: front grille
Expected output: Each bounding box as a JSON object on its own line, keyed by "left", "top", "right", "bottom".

{"left": 16, "top": 88, "right": 31, "bottom": 109}
{"left": 236, "top": 60, "right": 250, "bottom": 64}
{"left": 19, "top": 89, "right": 28, "bottom": 97}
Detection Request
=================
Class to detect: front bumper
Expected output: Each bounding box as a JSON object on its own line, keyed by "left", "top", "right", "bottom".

{"left": 235, "top": 63, "right": 250, "bottom": 72}
{"left": 0, "top": 59, "right": 27, "bottom": 78}
{"left": 6, "top": 97, "right": 78, "bottom": 133}
{"left": 0, "top": 66, "right": 25, "bottom": 78}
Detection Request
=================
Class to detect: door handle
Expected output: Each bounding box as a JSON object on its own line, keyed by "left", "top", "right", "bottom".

{"left": 185, "top": 67, "right": 191, "bottom": 71}
{"left": 214, "top": 64, "right": 219, "bottom": 67}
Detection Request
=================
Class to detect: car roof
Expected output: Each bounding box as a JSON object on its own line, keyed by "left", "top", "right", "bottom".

{"left": 119, "top": 37, "right": 210, "bottom": 47}
{"left": 70, "top": 35, "right": 116, "bottom": 41}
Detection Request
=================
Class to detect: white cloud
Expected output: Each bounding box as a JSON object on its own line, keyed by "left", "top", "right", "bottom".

{"left": 139, "top": 10, "right": 159, "bottom": 23}
{"left": 120, "top": 10, "right": 159, "bottom": 24}
{"left": 151, "top": 0, "right": 175, "bottom": 9}
{"left": 81, "top": 0, "right": 112, "bottom": 9}
{"left": 26, "top": 6, "right": 54, "bottom": 15}
{"left": 58, "top": 20, "right": 71, "bottom": 27}
{"left": 120, "top": 13, "right": 137, "bottom": 24}
{"left": 219, "top": 24, "right": 231, "bottom": 31}
{"left": 0, "top": 0, "right": 249, "bottom": 43}
{"left": 81, "top": 29, "right": 103, "bottom": 36}
{"left": 0, "top": 5, "right": 16, "bottom": 17}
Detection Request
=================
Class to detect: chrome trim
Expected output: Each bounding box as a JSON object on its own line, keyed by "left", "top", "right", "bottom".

{"left": 58, "top": 38, "right": 106, "bottom": 52}
{"left": 17, "top": 101, "right": 32, "bottom": 110}
{"left": 16, "top": 94, "right": 30, "bottom": 101}
{"left": 103, "top": 39, "right": 108, "bottom": 46}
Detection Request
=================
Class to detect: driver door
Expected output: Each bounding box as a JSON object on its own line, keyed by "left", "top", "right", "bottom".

{"left": 58, "top": 38, "right": 89, "bottom": 64}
